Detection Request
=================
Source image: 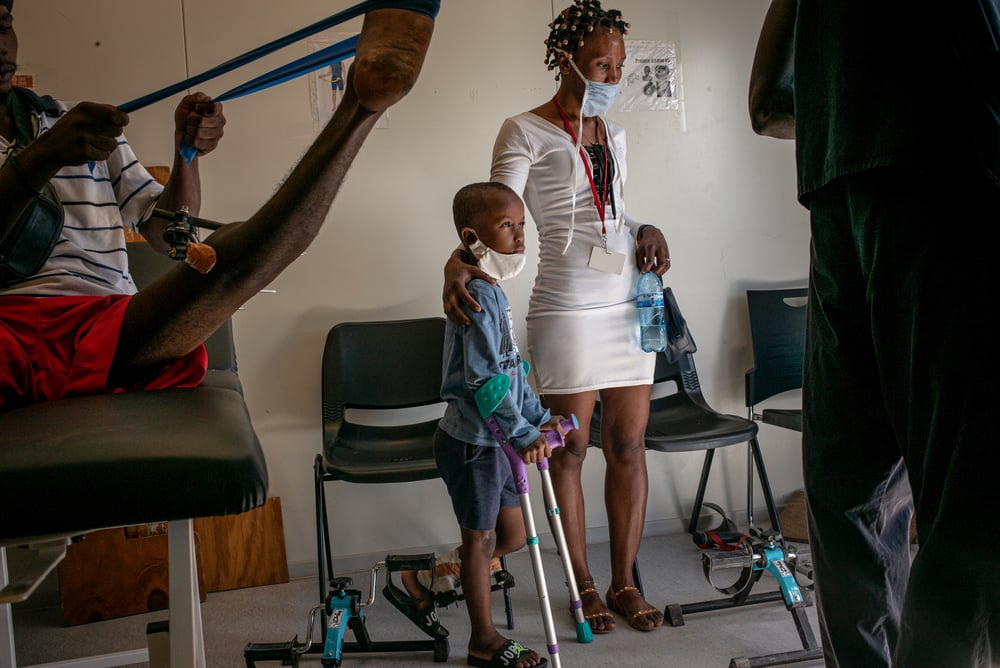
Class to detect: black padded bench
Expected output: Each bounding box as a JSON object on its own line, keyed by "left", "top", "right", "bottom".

{"left": 0, "top": 242, "right": 268, "bottom": 668}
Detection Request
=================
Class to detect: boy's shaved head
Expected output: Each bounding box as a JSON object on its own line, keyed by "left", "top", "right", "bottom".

{"left": 452, "top": 182, "right": 518, "bottom": 236}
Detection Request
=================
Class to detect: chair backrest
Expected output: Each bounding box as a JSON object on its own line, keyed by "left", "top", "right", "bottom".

{"left": 126, "top": 241, "right": 237, "bottom": 373}
{"left": 744, "top": 287, "right": 808, "bottom": 407}
{"left": 650, "top": 349, "right": 708, "bottom": 409}
{"left": 321, "top": 317, "right": 446, "bottom": 422}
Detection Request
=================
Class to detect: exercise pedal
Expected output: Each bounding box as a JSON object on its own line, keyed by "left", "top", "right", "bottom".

{"left": 243, "top": 638, "right": 302, "bottom": 668}
{"left": 385, "top": 553, "right": 435, "bottom": 573}
{"left": 433, "top": 568, "right": 516, "bottom": 608}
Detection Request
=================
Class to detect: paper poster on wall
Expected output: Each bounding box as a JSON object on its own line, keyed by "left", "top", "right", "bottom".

{"left": 613, "top": 40, "right": 679, "bottom": 112}
{"left": 308, "top": 36, "right": 388, "bottom": 131}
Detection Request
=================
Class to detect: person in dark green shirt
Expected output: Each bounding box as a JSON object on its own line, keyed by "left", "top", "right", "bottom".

{"left": 750, "top": 2, "right": 999, "bottom": 667}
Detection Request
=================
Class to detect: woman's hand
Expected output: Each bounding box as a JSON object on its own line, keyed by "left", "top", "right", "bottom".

{"left": 443, "top": 248, "right": 495, "bottom": 326}
{"left": 635, "top": 225, "right": 671, "bottom": 276}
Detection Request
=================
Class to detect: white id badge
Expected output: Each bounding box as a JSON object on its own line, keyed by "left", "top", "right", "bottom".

{"left": 589, "top": 246, "right": 626, "bottom": 274}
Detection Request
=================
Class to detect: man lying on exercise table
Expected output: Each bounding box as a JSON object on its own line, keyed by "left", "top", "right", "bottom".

{"left": 0, "top": 0, "right": 438, "bottom": 411}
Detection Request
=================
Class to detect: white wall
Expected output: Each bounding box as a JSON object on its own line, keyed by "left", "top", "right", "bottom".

{"left": 16, "top": 0, "right": 810, "bottom": 575}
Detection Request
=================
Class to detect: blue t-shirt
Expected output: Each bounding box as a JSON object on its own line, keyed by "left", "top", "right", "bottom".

{"left": 438, "top": 279, "right": 550, "bottom": 450}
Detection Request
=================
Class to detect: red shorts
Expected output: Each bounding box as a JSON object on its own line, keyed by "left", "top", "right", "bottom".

{"left": 1, "top": 295, "right": 207, "bottom": 412}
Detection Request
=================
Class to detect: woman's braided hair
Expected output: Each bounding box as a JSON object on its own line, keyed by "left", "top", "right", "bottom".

{"left": 544, "top": 0, "right": 630, "bottom": 80}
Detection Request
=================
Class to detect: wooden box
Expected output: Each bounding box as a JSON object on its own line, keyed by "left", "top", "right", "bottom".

{"left": 778, "top": 489, "right": 918, "bottom": 545}
{"left": 57, "top": 496, "right": 288, "bottom": 625}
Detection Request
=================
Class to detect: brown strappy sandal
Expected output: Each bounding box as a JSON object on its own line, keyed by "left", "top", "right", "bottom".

{"left": 606, "top": 585, "right": 663, "bottom": 632}
{"left": 576, "top": 577, "right": 615, "bottom": 634}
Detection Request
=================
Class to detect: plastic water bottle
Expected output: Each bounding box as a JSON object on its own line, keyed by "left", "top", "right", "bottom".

{"left": 636, "top": 271, "right": 667, "bottom": 353}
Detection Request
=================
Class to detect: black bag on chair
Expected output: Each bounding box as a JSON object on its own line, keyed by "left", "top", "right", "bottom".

{"left": 663, "top": 286, "right": 697, "bottom": 364}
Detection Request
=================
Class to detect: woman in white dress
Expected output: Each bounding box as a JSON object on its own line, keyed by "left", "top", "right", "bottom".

{"left": 443, "top": 0, "right": 671, "bottom": 634}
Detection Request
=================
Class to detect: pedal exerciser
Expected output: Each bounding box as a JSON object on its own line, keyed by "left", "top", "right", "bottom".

{"left": 665, "top": 502, "right": 822, "bottom": 668}
{"left": 243, "top": 555, "right": 450, "bottom": 667}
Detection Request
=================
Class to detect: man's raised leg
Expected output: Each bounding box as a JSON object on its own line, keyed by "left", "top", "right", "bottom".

{"left": 110, "top": 5, "right": 436, "bottom": 385}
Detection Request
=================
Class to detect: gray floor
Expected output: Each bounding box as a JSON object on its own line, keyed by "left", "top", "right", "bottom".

{"left": 9, "top": 532, "right": 825, "bottom": 668}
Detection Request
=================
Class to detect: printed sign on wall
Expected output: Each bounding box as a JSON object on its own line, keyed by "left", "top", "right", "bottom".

{"left": 613, "top": 40, "right": 679, "bottom": 112}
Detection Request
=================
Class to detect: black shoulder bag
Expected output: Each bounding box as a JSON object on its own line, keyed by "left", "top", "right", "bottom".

{"left": 662, "top": 286, "right": 698, "bottom": 364}
{"left": 0, "top": 87, "right": 64, "bottom": 285}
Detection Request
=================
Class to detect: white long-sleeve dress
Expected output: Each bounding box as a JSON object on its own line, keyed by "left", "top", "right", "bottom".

{"left": 491, "top": 111, "right": 655, "bottom": 394}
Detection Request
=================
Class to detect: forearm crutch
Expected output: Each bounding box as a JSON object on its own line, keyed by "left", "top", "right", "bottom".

{"left": 530, "top": 416, "right": 592, "bottom": 645}
{"left": 475, "top": 375, "right": 593, "bottom": 668}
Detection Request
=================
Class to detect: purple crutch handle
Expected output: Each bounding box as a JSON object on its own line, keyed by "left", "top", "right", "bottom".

{"left": 538, "top": 415, "right": 579, "bottom": 471}
{"left": 488, "top": 414, "right": 578, "bottom": 494}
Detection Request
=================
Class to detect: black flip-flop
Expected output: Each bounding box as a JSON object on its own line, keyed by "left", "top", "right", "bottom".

{"left": 382, "top": 581, "right": 449, "bottom": 638}
{"left": 467, "top": 639, "right": 548, "bottom": 668}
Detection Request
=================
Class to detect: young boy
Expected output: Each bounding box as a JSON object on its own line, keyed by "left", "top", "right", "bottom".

{"left": 431, "top": 182, "right": 562, "bottom": 668}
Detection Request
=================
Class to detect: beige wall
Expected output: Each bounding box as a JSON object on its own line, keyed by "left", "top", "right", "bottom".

{"left": 16, "top": 0, "right": 809, "bottom": 574}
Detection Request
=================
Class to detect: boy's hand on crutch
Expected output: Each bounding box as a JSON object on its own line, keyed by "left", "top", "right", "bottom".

{"left": 520, "top": 414, "right": 571, "bottom": 463}
{"left": 519, "top": 436, "right": 552, "bottom": 464}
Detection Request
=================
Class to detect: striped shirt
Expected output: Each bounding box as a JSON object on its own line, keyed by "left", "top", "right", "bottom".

{"left": 0, "top": 99, "right": 163, "bottom": 297}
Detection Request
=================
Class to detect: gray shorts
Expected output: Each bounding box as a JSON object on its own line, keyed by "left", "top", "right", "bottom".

{"left": 433, "top": 428, "right": 519, "bottom": 531}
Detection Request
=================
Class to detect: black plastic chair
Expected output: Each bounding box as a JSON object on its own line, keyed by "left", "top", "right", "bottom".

{"left": 314, "top": 318, "right": 514, "bottom": 629}
{"left": 745, "top": 287, "right": 808, "bottom": 433}
{"left": 590, "top": 289, "right": 822, "bottom": 666}
{"left": 590, "top": 288, "right": 782, "bottom": 593}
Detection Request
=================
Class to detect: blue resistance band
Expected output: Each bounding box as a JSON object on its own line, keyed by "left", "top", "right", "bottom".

{"left": 212, "top": 35, "right": 359, "bottom": 105}
{"left": 116, "top": 0, "right": 439, "bottom": 163}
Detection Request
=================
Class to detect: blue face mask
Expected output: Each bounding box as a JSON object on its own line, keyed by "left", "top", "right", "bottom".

{"left": 566, "top": 57, "right": 620, "bottom": 116}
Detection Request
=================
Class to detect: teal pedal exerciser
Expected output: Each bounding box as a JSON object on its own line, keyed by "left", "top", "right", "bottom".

{"left": 670, "top": 506, "right": 822, "bottom": 668}
{"left": 243, "top": 550, "right": 516, "bottom": 667}
{"left": 243, "top": 554, "right": 452, "bottom": 667}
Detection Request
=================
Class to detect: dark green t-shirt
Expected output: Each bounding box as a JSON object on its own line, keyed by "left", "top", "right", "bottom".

{"left": 793, "top": 0, "right": 999, "bottom": 204}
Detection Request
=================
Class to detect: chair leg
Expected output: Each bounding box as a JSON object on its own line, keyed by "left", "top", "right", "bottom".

{"left": 686, "top": 442, "right": 782, "bottom": 536}
{"left": 749, "top": 437, "right": 782, "bottom": 534}
{"left": 499, "top": 555, "right": 514, "bottom": 630}
{"left": 167, "top": 519, "right": 205, "bottom": 668}
{"left": 314, "top": 455, "right": 329, "bottom": 605}
{"left": 687, "top": 449, "right": 717, "bottom": 534}
{"left": 1, "top": 548, "right": 15, "bottom": 668}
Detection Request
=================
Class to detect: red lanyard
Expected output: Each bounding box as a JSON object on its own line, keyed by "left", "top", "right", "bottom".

{"left": 553, "top": 96, "right": 609, "bottom": 229}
